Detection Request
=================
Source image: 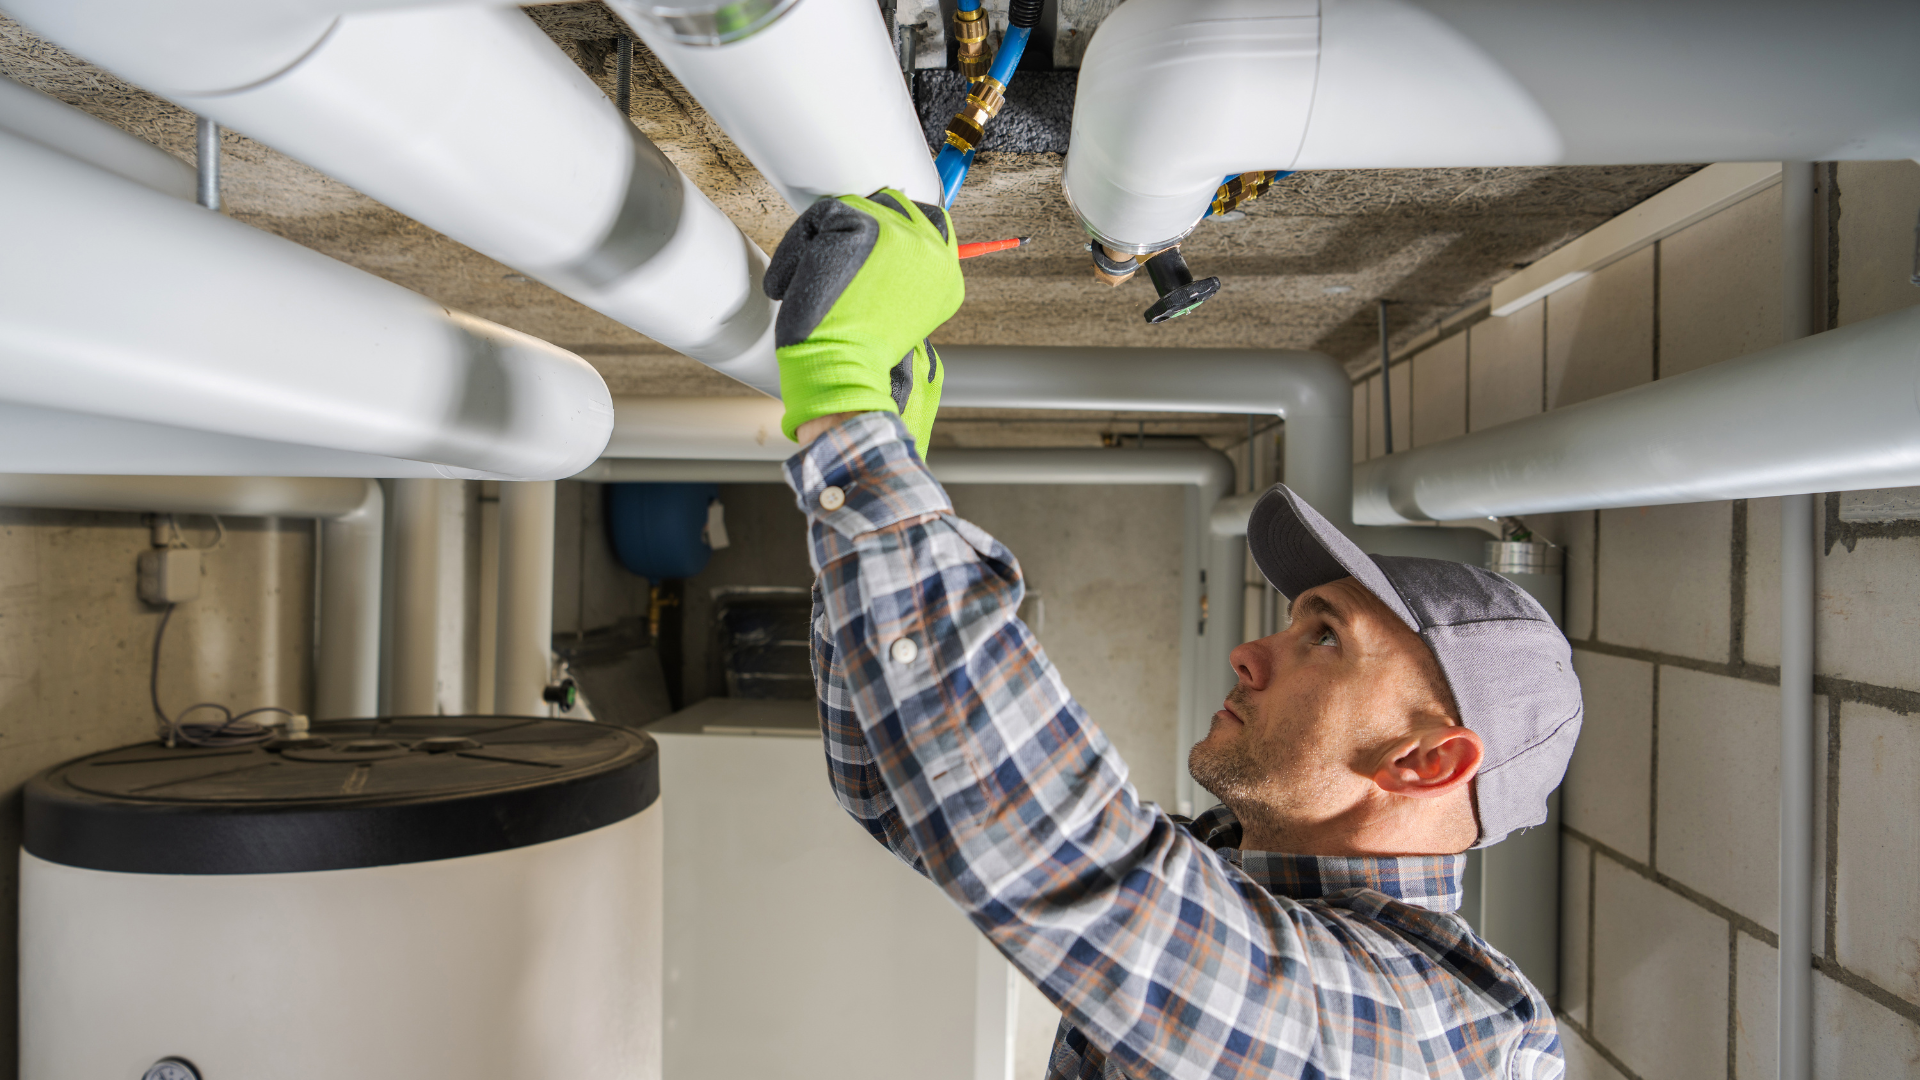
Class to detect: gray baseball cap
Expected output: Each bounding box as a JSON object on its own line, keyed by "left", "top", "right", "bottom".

{"left": 1244, "top": 484, "right": 1582, "bottom": 848}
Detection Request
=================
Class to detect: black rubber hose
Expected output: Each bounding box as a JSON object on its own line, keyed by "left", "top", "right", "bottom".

{"left": 1008, "top": 0, "right": 1042, "bottom": 30}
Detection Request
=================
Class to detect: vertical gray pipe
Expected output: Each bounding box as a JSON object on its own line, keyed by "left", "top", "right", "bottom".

{"left": 388, "top": 478, "right": 446, "bottom": 716}
{"left": 1377, "top": 300, "right": 1394, "bottom": 454}
{"left": 615, "top": 33, "right": 633, "bottom": 120}
{"left": 194, "top": 115, "right": 219, "bottom": 211}
{"left": 1778, "top": 162, "right": 1816, "bottom": 1080}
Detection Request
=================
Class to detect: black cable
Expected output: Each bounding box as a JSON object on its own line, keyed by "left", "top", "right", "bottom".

{"left": 150, "top": 602, "right": 288, "bottom": 749}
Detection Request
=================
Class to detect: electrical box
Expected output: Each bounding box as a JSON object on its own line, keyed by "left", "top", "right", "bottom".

{"left": 136, "top": 549, "right": 200, "bottom": 605}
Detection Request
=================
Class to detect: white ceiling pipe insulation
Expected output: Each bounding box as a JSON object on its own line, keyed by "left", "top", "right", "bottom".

{"left": 609, "top": 0, "right": 942, "bottom": 209}
{"left": 4, "top": 1, "right": 780, "bottom": 391}
{"left": 1065, "top": 0, "right": 1920, "bottom": 253}
{"left": 1352, "top": 303, "right": 1920, "bottom": 525}
{"left": 0, "top": 130, "right": 612, "bottom": 480}
{"left": 0, "top": 476, "right": 382, "bottom": 720}
{"left": 0, "top": 76, "right": 195, "bottom": 199}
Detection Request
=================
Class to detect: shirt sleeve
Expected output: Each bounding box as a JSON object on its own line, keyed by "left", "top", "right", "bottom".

{"left": 786, "top": 412, "right": 1550, "bottom": 1080}
{"left": 811, "top": 581, "right": 927, "bottom": 874}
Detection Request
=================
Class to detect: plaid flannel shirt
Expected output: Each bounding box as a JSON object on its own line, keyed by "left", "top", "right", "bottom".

{"left": 787, "top": 412, "right": 1563, "bottom": 1080}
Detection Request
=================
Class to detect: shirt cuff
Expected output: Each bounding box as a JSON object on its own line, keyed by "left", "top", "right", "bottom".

{"left": 783, "top": 411, "right": 952, "bottom": 568}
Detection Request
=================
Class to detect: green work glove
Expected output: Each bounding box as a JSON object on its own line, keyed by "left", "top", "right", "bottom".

{"left": 762, "top": 188, "right": 963, "bottom": 454}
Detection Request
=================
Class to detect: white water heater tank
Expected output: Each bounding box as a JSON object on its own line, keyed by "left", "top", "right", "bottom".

{"left": 20, "top": 716, "right": 662, "bottom": 1080}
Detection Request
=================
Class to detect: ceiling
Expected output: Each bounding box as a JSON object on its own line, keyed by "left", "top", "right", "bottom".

{"left": 0, "top": 3, "right": 1699, "bottom": 450}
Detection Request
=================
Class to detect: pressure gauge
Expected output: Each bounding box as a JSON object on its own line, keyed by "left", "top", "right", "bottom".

{"left": 142, "top": 1058, "right": 200, "bottom": 1080}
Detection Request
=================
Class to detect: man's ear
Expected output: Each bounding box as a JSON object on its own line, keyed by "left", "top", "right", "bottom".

{"left": 1372, "top": 726, "right": 1483, "bottom": 799}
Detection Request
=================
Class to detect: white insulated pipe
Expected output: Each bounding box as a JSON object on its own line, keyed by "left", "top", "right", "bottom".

{"left": 386, "top": 479, "right": 447, "bottom": 717}
{"left": 939, "top": 346, "right": 1355, "bottom": 528}
{"left": 0, "top": 130, "right": 613, "bottom": 480}
{"left": 0, "top": 475, "right": 382, "bottom": 719}
{"left": 1351, "top": 303, "right": 1920, "bottom": 524}
{"left": 1065, "top": 0, "right": 1920, "bottom": 252}
{"left": 494, "top": 482, "right": 558, "bottom": 718}
{"left": 6, "top": 1, "right": 780, "bottom": 392}
{"left": 0, "top": 76, "right": 195, "bottom": 199}
{"left": 1777, "top": 163, "right": 1817, "bottom": 1080}
{"left": 608, "top": 0, "right": 942, "bottom": 209}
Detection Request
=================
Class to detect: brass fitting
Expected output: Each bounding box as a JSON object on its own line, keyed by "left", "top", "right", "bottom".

{"left": 943, "top": 77, "right": 1006, "bottom": 153}
{"left": 1209, "top": 170, "right": 1279, "bottom": 218}
{"left": 952, "top": 6, "right": 991, "bottom": 82}
{"left": 1089, "top": 243, "right": 1142, "bottom": 287}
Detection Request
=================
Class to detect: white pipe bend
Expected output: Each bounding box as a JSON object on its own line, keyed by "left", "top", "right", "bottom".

{"left": 1065, "top": 0, "right": 1920, "bottom": 253}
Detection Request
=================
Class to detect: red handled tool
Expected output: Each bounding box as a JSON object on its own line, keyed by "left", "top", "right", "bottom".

{"left": 958, "top": 236, "right": 1030, "bottom": 259}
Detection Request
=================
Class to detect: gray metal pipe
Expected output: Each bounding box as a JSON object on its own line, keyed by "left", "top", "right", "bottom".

{"left": 1351, "top": 303, "right": 1920, "bottom": 524}
{"left": 194, "top": 115, "right": 219, "bottom": 211}
{"left": 1778, "top": 161, "right": 1817, "bottom": 1080}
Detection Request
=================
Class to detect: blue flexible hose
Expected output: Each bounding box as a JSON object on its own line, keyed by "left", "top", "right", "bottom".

{"left": 935, "top": 22, "right": 1031, "bottom": 208}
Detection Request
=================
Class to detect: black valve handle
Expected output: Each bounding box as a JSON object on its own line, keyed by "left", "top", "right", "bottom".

{"left": 1142, "top": 248, "right": 1221, "bottom": 323}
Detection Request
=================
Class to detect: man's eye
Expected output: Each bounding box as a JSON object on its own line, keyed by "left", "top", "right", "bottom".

{"left": 1313, "top": 630, "right": 1338, "bottom": 647}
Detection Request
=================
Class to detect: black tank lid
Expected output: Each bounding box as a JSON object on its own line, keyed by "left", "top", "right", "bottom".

{"left": 24, "top": 716, "right": 658, "bottom": 875}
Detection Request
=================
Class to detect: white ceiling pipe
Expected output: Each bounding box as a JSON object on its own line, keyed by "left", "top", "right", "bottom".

{"left": 0, "top": 402, "right": 576, "bottom": 479}
{"left": 0, "top": 76, "right": 195, "bottom": 199}
{"left": 1210, "top": 490, "right": 1490, "bottom": 563}
{"left": 0, "top": 475, "right": 382, "bottom": 720}
{"left": 598, "top": 344, "right": 1353, "bottom": 524}
{"left": 608, "top": 0, "right": 942, "bottom": 209}
{"left": 4, "top": 3, "right": 777, "bottom": 384}
{"left": 1354, "top": 303, "right": 1920, "bottom": 525}
{"left": 0, "top": 131, "right": 613, "bottom": 481}
{"left": 1065, "top": 0, "right": 1920, "bottom": 253}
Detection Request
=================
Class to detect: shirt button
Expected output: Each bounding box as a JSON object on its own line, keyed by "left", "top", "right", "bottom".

{"left": 818, "top": 485, "right": 846, "bottom": 512}
{"left": 890, "top": 637, "right": 919, "bottom": 665}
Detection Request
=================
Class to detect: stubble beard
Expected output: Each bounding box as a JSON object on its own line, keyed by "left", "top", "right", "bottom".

{"left": 1187, "top": 686, "right": 1332, "bottom": 851}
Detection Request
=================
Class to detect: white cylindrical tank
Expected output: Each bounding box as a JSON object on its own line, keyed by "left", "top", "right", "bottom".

{"left": 20, "top": 717, "right": 662, "bottom": 1080}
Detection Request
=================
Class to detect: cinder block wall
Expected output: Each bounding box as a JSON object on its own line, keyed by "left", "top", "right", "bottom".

{"left": 1355, "top": 162, "right": 1920, "bottom": 1078}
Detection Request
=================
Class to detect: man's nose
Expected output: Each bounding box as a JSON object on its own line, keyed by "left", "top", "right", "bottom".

{"left": 1229, "top": 638, "right": 1270, "bottom": 690}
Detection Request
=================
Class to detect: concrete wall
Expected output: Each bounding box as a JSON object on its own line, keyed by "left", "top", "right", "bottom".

{"left": 1361, "top": 161, "right": 1920, "bottom": 1078}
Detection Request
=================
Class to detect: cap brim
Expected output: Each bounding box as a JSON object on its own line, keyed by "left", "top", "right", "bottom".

{"left": 1244, "top": 485, "right": 1418, "bottom": 633}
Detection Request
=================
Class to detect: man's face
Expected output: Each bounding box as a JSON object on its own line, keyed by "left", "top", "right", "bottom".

{"left": 1188, "top": 577, "right": 1453, "bottom": 845}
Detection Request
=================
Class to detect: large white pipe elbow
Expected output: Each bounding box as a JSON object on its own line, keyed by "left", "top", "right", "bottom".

{"left": 1066, "top": 0, "right": 1920, "bottom": 252}
{"left": 610, "top": 0, "right": 941, "bottom": 209}
{"left": 0, "top": 130, "right": 613, "bottom": 480}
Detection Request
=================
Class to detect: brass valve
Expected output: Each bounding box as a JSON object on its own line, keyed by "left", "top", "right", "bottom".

{"left": 943, "top": 77, "right": 1006, "bottom": 153}
{"left": 1209, "top": 170, "right": 1280, "bottom": 217}
{"left": 953, "top": 6, "right": 992, "bottom": 82}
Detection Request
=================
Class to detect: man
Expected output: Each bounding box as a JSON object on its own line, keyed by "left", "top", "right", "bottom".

{"left": 763, "top": 190, "right": 1583, "bottom": 1079}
